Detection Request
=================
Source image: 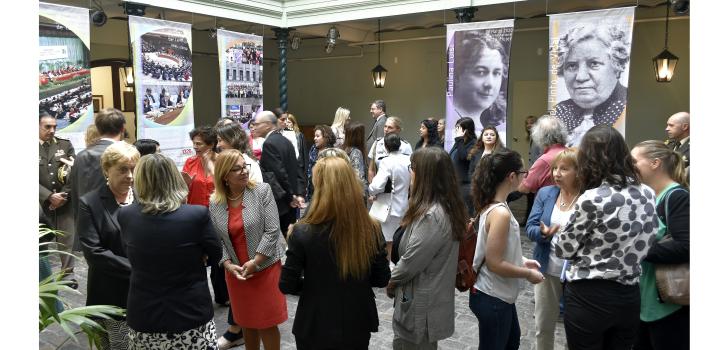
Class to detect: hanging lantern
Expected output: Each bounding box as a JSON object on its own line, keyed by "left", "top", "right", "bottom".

{"left": 653, "top": 1, "right": 679, "bottom": 82}
{"left": 372, "top": 64, "right": 387, "bottom": 88}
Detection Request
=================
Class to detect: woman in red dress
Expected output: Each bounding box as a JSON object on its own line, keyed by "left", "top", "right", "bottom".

{"left": 209, "top": 149, "right": 287, "bottom": 350}
{"left": 182, "top": 126, "right": 217, "bottom": 207}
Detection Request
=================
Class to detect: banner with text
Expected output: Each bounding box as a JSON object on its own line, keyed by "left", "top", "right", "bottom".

{"left": 445, "top": 20, "right": 514, "bottom": 150}
{"left": 548, "top": 7, "right": 635, "bottom": 147}
{"left": 129, "top": 16, "right": 194, "bottom": 167}
{"left": 218, "top": 30, "right": 263, "bottom": 129}
{"left": 39, "top": 2, "right": 92, "bottom": 151}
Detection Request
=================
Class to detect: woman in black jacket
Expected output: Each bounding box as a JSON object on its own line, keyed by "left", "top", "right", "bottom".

{"left": 76, "top": 141, "right": 140, "bottom": 349}
{"left": 631, "top": 140, "right": 690, "bottom": 350}
{"left": 449, "top": 117, "right": 476, "bottom": 214}
{"left": 118, "top": 153, "right": 222, "bottom": 349}
{"left": 280, "top": 155, "right": 390, "bottom": 349}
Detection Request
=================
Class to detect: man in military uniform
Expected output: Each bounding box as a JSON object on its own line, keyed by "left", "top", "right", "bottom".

{"left": 39, "top": 111, "right": 77, "bottom": 288}
{"left": 665, "top": 111, "right": 690, "bottom": 168}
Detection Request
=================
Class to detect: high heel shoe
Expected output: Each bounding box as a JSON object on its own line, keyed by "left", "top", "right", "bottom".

{"left": 218, "top": 329, "right": 244, "bottom": 350}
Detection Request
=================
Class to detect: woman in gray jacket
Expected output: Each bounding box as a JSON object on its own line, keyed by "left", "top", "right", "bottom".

{"left": 386, "top": 147, "right": 468, "bottom": 349}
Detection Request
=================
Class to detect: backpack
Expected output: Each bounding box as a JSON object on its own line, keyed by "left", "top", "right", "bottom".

{"left": 456, "top": 213, "right": 481, "bottom": 292}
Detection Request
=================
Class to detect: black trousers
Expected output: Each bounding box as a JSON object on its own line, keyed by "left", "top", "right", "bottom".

{"left": 634, "top": 306, "right": 689, "bottom": 350}
{"left": 564, "top": 279, "right": 640, "bottom": 350}
{"left": 279, "top": 209, "right": 297, "bottom": 238}
{"left": 210, "top": 263, "right": 229, "bottom": 304}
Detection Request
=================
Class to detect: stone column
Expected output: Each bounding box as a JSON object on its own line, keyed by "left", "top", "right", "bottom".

{"left": 272, "top": 28, "right": 292, "bottom": 111}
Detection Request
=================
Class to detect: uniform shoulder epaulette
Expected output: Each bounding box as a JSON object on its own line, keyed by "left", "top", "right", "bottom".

{"left": 55, "top": 135, "right": 70, "bottom": 142}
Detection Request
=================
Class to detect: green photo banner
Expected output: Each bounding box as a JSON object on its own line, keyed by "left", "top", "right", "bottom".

{"left": 39, "top": 2, "right": 92, "bottom": 151}
{"left": 129, "top": 15, "right": 194, "bottom": 167}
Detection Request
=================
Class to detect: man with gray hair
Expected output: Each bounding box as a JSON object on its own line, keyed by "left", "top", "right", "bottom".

{"left": 517, "top": 115, "right": 568, "bottom": 194}
{"left": 253, "top": 110, "right": 303, "bottom": 236}
{"left": 366, "top": 99, "right": 387, "bottom": 152}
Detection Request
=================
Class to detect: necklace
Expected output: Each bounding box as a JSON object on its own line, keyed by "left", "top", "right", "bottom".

{"left": 228, "top": 191, "right": 243, "bottom": 201}
{"left": 559, "top": 191, "right": 580, "bottom": 208}
{"left": 116, "top": 188, "right": 134, "bottom": 206}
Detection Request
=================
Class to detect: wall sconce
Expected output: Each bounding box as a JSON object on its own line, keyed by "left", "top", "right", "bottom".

{"left": 371, "top": 19, "right": 387, "bottom": 88}
{"left": 653, "top": 1, "right": 679, "bottom": 82}
{"left": 291, "top": 35, "right": 302, "bottom": 51}
{"left": 325, "top": 26, "right": 339, "bottom": 54}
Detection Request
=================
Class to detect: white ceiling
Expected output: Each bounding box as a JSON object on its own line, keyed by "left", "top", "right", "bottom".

{"left": 42, "top": 0, "right": 682, "bottom": 44}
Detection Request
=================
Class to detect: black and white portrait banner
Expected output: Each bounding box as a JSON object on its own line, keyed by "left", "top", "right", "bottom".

{"left": 548, "top": 7, "right": 635, "bottom": 146}
{"left": 446, "top": 20, "right": 514, "bottom": 149}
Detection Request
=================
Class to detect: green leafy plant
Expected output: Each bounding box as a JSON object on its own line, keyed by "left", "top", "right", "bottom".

{"left": 39, "top": 225, "right": 126, "bottom": 349}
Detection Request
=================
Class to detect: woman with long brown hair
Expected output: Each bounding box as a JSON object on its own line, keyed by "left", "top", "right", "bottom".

{"left": 386, "top": 147, "right": 467, "bottom": 348}
{"left": 280, "top": 156, "right": 389, "bottom": 349}
{"left": 467, "top": 125, "right": 504, "bottom": 181}
{"left": 343, "top": 121, "right": 369, "bottom": 200}
{"left": 556, "top": 125, "right": 657, "bottom": 349}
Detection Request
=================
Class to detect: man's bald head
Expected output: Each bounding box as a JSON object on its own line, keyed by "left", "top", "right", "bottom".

{"left": 666, "top": 111, "right": 690, "bottom": 140}
{"left": 254, "top": 111, "right": 278, "bottom": 138}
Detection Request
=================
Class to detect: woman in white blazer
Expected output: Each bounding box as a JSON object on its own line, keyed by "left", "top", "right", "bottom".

{"left": 369, "top": 133, "right": 411, "bottom": 261}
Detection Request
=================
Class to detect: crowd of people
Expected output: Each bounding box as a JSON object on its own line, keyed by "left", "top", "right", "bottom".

{"left": 39, "top": 80, "right": 92, "bottom": 123}
{"left": 226, "top": 84, "right": 261, "bottom": 98}
{"left": 141, "top": 39, "right": 192, "bottom": 82}
{"left": 226, "top": 42, "right": 263, "bottom": 66}
{"left": 39, "top": 102, "right": 690, "bottom": 350}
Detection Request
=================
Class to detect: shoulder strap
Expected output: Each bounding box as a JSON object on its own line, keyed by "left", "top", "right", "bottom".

{"left": 662, "top": 186, "right": 686, "bottom": 228}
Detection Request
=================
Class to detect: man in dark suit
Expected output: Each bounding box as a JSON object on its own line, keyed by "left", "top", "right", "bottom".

{"left": 366, "top": 99, "right": 387, "bottom": 153}
{"left": 254, "top": 110, "right": 303, "bottom": 236}
{"left": 665, "top": 111, "right": 690, "bottom": 169}
{"left": 70, "top": 108, "right": 126, "bottom": 250}
{"left": 39, "top": 111, "right": 77, "bottom": 286}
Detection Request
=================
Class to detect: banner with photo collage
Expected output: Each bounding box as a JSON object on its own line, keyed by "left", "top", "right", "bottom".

{"left": 129, "top": 16, "right": 195, "bottom": 167}
{"left": 39, "top": 2, "right": 92, "bottom": 151}
{"left": 548, "top": 7, "right": 635, "bottom": 147}
{"left": 445, "top": 20, "right": 514, "bottom": 151}
{"left": 217, "top": 30, "right": 264, "bottom": 129}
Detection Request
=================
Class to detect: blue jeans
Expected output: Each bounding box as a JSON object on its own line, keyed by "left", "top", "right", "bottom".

{"left": 469, "top": 289, "right": 520, "bottom": 350}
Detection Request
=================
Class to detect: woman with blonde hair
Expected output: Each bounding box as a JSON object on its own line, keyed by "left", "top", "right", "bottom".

{"left": 330, "top": 107, "right": 351, "bottom": 147}
{"left": 280, "top": 156, "right": 389, "bottom": 349}
{"left": 77, "top": 141, "right": 140, "bottom": 349}
{"left": 118, "top": 153, "right": 222, "bottom": 349}
{"left": 209, "top": 149, "right": 287, "bottom": 350}
{"left": 526, "top": 148, "right": 580, "bottom": 350}
{"left": 631, "top": 140, "right": 689, "bottom": 350}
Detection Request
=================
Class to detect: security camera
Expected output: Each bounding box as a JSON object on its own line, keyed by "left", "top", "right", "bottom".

{"left": 671, "top": 0, "right": 689, "bottom": 15}
{"left": 91, "top": 10, "right": 107, "bottom": 27}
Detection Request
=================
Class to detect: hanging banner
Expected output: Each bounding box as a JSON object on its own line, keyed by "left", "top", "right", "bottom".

{"left": 445, "top": 20, "right": 514, "bottom": 150}
{"left": 129, "top": 16, "right": 194, "bottom": 167}
{"left": 39, "top": 2, "right": 92, "bottom": 151}
{"left": 217, "top": 30, "right": 263, "bottom": 128}
{"left": 548, "top": 7, "right": 635, "bottom": 147}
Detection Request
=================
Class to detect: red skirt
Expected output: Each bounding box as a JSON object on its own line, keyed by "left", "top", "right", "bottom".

{"left": 225, "top": 261, "right": 288, "bottom": 329}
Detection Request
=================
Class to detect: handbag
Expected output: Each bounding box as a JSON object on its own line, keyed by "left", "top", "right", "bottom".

{"left": 654, "top": 187, "right": 690, "bottom": 305}
{"left": 456, "top": 212, "right": 482, "bottom": 292}
{"left": 369, "top": 174, "right": 394, "bottom": 223}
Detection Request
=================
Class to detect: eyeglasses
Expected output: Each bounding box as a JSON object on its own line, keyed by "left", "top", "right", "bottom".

{"left": 407, "top": 164, "right": 415, "bottom": 172}
{"left": 230, "top": 164, "right": 251, "bottom": 174}
{"left": 516, "top": 170, "right": 529, "bottom": 177}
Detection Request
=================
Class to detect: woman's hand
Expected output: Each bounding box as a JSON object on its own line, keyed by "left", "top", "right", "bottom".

{"left": 540, "top": 222, "right": 560, "bottom": 239}
{"left": 385, "top": 281, "right": 396, "bottom": 299}
{"left": 238, "top": 259, "right": 259, "bottom": 280}
{"left": 181, "top": 171, "right": 195, "bottom": 188}
{"left": 523, "top": 258, "right": 541, "bottom": 271}
{"left": 223, "top": 260, "right": 245, "bottom": 280}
